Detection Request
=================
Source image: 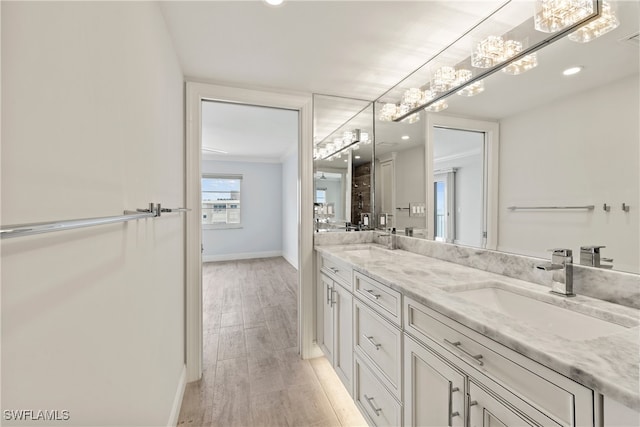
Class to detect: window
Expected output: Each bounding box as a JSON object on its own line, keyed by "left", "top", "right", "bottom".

{"left": 202, "top": 175, "right": 242, "bottom": 227}
{"left": 316, "top": 188, "right": 327, "bottom": 204}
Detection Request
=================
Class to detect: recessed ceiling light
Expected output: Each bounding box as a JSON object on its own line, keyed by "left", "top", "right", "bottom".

{"left": 344, "top": 159, "right": 348, "bottom": 162}
{"left": 401, "top": 135, "right": 410, "bottom": 140}
{"left": 355, "top": 155, "right": 361, "bottom": 159}
{"left": 264, "top": 0, "right": 284, "bottom": 5}
{"left": 562, "top": 66, "right": 583, "bottom": 76}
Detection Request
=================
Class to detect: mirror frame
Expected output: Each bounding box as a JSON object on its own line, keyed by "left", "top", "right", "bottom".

{"left": 425, "top": 114, "right": 500, "bottom": 250}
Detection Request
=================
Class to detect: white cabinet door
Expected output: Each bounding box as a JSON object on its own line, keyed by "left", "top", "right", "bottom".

{"left": 404, "top": 335, "right": 466, "bottom": 427}
{"left": 320, "top": 274, "right": 334, "bottom": 362}
{"left": 468, "top": 380, "right": 560, "bottom": 427}
{"left": 334, "top": 283, "right": 353, "bottom": 393}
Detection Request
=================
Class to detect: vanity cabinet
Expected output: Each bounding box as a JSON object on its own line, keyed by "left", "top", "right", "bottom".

{"left": 318, "top": 255, "right": 353, "bottom": 393}
{"left": 404, "top": 296, "right": 595, "bottom": 427}
{"left": 404, "top": 336, "right": 466, "bottom": 427}
{"left": 315, "top": 251, "right": 632, "bottom": 427}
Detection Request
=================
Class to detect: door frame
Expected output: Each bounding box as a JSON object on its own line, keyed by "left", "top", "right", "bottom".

{"left": 185, "top": 82, "right": 314, "bottom": 382}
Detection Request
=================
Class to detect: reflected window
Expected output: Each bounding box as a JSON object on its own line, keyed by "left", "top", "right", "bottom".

{"left": 316, "top": 189, "right": 327, "bottom": 204}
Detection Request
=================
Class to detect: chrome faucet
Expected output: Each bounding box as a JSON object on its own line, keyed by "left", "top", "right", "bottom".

{"left": 378, "top": 228, "right": 397, "bottom": 250}
{"left": 536, "top": 248, "right": 574, "bottom": 296}
{"left": 580, "top": 245, "right": 613, "bottom": 269}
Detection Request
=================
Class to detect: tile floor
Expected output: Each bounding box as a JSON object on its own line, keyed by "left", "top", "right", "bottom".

{"left": 177, "top": 257, "right": 367, "bottom": 427}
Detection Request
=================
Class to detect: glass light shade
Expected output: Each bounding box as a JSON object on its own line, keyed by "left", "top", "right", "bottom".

{"left": 534, "top": 0, "right": 594, "bottom": 33}
{"left": 502, "top": 53, "right": 539, "bottom": 75}
{"left": 431, "top": 66, "right": 457, "bottom": 92}
{"left": 402, "top": 88, "right": 425, "bottom": 108}
{"left": 455, "top": 69, "right": 473, "bottom": 86}
{"left": 568, "top": 1, "right": 619, "bottom": 42}
{"left": 457, "top": 80, "right": 485, "bottom": 97}
{"left": 379, "top": 103, "right": 398, "bottom": 121}
{"left": 360, "top": 132, "right": 370, "bottom": 144}
{"left": 425, "top": 100, "right": 448, "bottom": 112}
{"left": 503, "top": 39, "right": 524, "bottom": 59}
{"left": 472, "top": 36, "right": 505, "bottom": 68}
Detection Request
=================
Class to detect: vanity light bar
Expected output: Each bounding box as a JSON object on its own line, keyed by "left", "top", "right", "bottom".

{"left": 391, "top": 0, "right": 602, "bottom": 122}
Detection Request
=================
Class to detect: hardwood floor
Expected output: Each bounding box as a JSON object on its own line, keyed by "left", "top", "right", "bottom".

{"left": 177, "top": 257, "right": 367, "bottom": 427}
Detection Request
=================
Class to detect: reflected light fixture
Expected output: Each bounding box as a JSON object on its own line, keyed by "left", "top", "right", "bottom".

{"left": 568, "top": 0, "right": 619, "bottom": 42}
{"left": 424, "top": 99, "right": 448, "bottom": 112}
{"left": 457, "top": 80, "right": 485, "bottom": 96}
{"left": 401, "top": 135, "right": 410, "bottom": 140}
{"left": 264, "top": 0, "right": 284, "bottom": 5}
{"left": 563, "top": 65, "right": 583, "bottom": 75}
{"left": 534, "top": 0, "right": 593, "bottom": 33}
{"left": 502, "top": 53, "right": 539, "bottom": 75}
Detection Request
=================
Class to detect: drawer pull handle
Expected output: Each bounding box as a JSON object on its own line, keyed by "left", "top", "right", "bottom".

{"left": 451, "top": 387, "right": 459, "bottom": 393}
{"left": 365, "top": 289, "right": 381, "bottom": 300}
{"left": 363, "top": 334, "right": 382, "bottom": 350}
{"left": 451, "top": 411, "right": 460, "bottom": 418}
{"left": 329, "top": 267, "right": 339, "bottom": 273}
{"left": 330, "top": 289, "right": 336, "bottom": 307}
{"left": 470, "top": 400, "right": 478, "bottom": 407}
{"left": 364, "top": 394, "right": 382, "bottom": 416}
{"left": 326, "top": 285, "right": 331, "bottom": 305}
{"left": 443, "top": 339, "right": 484, "bottom": 366}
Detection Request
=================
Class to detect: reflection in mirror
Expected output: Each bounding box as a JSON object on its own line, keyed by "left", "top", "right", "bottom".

{"left": 432, "top": 127, "right": 485, "bottom": 247}
{"left": 373, "top": 1, "right": 639, "bottom": 273}
{"left": 313, "top": 95, "right": 374, "bottom": 231}
{"left": 374, "top": 108, "right": 427, "bottom": 237}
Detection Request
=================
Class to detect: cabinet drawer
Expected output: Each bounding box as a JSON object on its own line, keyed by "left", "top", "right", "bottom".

{"left": 404, "top": 297, "right": 594, "bottom": 427}
{"left": 321, "top": 256, "right": 352, "bottom": 288}
{"left": 354, "top": 271, "right": 402, "bottom": 326}
{"left": 355, "top": 356, "right": 402, "bottom": 427}
{"left": 354, "top": 299, "right": 402, "bottom": 400}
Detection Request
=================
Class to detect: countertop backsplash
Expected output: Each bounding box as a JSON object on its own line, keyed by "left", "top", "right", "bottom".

{"left": 314, "top": 231, "right": 640, "bottom": 309}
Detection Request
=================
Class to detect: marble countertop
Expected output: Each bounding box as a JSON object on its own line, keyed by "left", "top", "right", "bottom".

{"left": 316, "top": 243, "right": 640, "bottom": 411}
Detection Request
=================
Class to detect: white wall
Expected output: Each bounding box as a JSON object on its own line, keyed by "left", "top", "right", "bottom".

{"left": 394, "top": 145, "right": 427, "bottom": 231}
{"left": 282, "top": 149, "right": 299, "bottom": 269}
{"left": 498, "top": 74, "right": 639, "bottom": 273}
{"left": 1, "top": 2, "right": 185, "bottom": 426}
{"left": 202, "top": 160, "right": 283, "bottom": 261}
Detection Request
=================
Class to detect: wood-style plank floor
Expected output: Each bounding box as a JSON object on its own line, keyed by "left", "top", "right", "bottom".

{"left": 177, "top": 257, "right": 367, "bottom": 427}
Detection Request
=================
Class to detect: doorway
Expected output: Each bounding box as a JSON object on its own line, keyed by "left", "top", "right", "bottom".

{"left": 432, "top": 127, "right": 485, "bottom": 247}
{"left": 425, "top": 114, "right": 499, "bottom": 250}
{"left": 185, "top": 83, "right": 314, "bottom": 382}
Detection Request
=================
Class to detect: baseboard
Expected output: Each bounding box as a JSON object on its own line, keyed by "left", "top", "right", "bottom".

{"left": 283, "top": 252, "right": 299, "bottom": 270}
{"left": 306, "top": 342, "right": 324, "bottom": 359}
{"left": 167, "top": 364, "right": 187, "bottom": 427}
{"left": 202, "top": 250, "right": 282, "bottom": 263}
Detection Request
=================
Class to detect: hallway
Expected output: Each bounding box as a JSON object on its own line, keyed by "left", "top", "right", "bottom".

{"left": 178, "top": 258, "right": 366, "bottom": 427}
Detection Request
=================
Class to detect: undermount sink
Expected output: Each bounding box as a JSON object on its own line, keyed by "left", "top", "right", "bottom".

{"left": 339, "top": 245, "right": 392, "bottom": 257}
{"left": 450, "top": 285, "right": 630, "bottom": 341}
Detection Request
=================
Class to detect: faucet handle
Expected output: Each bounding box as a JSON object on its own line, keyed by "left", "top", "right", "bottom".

{"left": 580, "top": 245, "right": 606, "bottom": 253}
{"left": 548, "top": 248, "right": 572, "bottom": 256}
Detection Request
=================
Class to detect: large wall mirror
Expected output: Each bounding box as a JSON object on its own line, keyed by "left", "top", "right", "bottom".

{"left": 373, "top": 0, "right": 639, "bottom": 273}
{"left": 313, "top": 95, "right": 374, "bottom": 231}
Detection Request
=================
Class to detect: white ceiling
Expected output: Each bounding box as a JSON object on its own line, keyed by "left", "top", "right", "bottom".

{"left": 161, "top": 1, "right": 639, "bottom": 161}
{"left": 201, "top": 101, "right": 298, "bottom": 161}
{"left": 160, "top": 1, "right": 504, "bottom": 101}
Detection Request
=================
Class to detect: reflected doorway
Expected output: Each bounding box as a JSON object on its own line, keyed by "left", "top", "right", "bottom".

{"left": 432, "top": 127, "right": 485, "bottom": 247}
